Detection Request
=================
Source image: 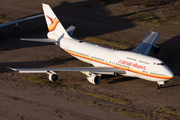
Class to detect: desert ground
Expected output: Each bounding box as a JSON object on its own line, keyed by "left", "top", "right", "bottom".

{"left": 0, "top": 0, "right": 180, "bottom": 120}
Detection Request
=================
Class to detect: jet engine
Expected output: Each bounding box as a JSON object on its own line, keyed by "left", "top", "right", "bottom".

{"left": 152, "top": 44, "right": 160, "bottom": 54}
{"left": 48, "top": 73, "right": 58, "bottom": 82}
{"left": 81, "top": 71, "right": 101, "bottom": 84}
{"left": 13, "top": 25, "right": 21, "bottom": 34}
{"left": 86, "top": 74, "right": 101, "bottom": 84}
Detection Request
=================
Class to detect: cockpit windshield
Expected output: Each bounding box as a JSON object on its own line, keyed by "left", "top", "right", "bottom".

{"left": 157, "top": 63, "right": 165, "bottom": 65}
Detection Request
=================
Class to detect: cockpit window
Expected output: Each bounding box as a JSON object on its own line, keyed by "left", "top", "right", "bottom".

{"left": 157, "top": 63, "right": 165, "bottom": 65}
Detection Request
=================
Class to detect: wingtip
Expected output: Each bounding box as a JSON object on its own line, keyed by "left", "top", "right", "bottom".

{"left": 42, "top": 3, "right": 49, "bottom": 7}
{"left": 6, "top": 67, "right": 17, "bottom": 71}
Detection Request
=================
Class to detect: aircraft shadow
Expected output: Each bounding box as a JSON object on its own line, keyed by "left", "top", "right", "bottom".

{"left": 0, "top": 0, "right": 170, "bottom": 51}
{"left": 1, "top": 0, "right": 134, "bottom": 51}
{"left": 162, "top": 84, "right": 180, "bottom": 89}
{"left": 107, "top": 76, "right": 137, "bottom": 84}
{"left": 154, "top": 35, "right": 180, "bottom": 77}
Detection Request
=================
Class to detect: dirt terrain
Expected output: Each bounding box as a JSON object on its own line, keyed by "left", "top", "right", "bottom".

{"left": 0, "top": 0, "right": 180, "bottom": 120}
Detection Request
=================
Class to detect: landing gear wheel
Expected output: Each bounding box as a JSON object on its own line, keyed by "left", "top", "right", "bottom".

{"left": 156, "top": 84, "right": 161, "bottom": 89}
{"left": 13, "top": 26, "right": 21, "bottom": 34}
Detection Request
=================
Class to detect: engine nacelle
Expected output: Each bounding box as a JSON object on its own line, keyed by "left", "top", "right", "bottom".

{"left": 47, "top": 32, "right": 59, "bottom": 40}
{"left": 152, "top": 45, "right": 160, "bottom": 54}
{"left": 48, "top": 74, "right": 58, "bottom": 82}
{"left": 87, "top": 74, "right": 101, "bottom": 85}
{"left": 13, "top": 26, "right": 21, "bottom": 34}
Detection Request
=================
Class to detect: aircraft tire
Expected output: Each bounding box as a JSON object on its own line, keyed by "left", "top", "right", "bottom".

{"left": 156, "top": 84, "right": 161, "bottom": 89}
{"left": 13, "top": 26, "right": 21, "bottom": 34}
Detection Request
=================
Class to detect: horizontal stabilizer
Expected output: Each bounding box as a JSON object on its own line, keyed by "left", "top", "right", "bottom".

{"left": 20, "top": 38, "right": 57, "bottom": 43}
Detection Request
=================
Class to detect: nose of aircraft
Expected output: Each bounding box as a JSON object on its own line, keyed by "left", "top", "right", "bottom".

{"left": 166, "top": 67, "right": 174, "bottom": 79}
{"left": 169, "top": 70, "right": 174, "bottom": 78}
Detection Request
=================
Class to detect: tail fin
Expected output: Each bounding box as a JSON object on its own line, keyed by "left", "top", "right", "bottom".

{"left": 42, "top": 3, "right": 71, "bottom": 39}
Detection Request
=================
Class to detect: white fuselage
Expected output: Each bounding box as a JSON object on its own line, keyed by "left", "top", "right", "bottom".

{"left": 60, "top": 37, "right": 174, "bottom": 83}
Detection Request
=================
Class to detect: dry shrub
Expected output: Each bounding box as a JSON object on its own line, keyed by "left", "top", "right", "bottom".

{"left": 101, "top": 0, "right": 117, "bottom": 6}
{"left": 143, "top": 0, "right": 166, "bottom": 7}
{"left": 123, "top": 0, "right": 131, "bottom": 7}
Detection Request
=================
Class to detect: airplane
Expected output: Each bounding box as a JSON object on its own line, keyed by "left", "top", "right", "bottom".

{"left": 0, "top": 13, "right": 44, "bottom": 34}
{"left": 9, "top": 3, "right": 174, "bottom": 89}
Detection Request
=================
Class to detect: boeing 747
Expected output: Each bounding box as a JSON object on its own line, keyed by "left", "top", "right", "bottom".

{"left": 10, "top": 3, "right": 174, "bottom": 89}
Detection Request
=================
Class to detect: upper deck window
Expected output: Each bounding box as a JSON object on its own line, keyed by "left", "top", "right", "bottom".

{"left": 127, "top": 57, "right": 136, "bottom": 61}
{"left": 139, "top": 60, "right": 149, "bottom": 65}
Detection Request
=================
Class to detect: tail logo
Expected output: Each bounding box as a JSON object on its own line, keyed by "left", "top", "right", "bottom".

{"left": 46, "top": 15, "right": 59, "bottom": 32}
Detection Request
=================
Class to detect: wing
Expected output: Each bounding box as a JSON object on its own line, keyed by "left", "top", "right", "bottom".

{"left": 9, "top": 67, "right": 126, "bottom": 74}
{"left": 0, "top": 14, "right": 44, "bottom": 28}
{"left": 132, "top": 32, "right": 160, "bottom": 55}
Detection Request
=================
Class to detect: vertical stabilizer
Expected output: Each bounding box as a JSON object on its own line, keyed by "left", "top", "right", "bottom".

{"left": 42, "top": 3, "right": 71, "bottom": 39}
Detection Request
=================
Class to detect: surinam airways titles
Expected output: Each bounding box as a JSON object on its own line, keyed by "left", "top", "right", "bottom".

{"left": 118, "top": 59, "right": 146, "bottom": 70}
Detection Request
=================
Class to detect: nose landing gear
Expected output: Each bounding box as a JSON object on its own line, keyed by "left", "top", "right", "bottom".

{"left": 156, "top": 84, "right": 162, "bottom": 89}
{"left": 156, "top": 81, "right": 165, "bottom": 89}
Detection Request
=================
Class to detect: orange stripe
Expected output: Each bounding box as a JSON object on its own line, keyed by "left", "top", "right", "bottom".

{"left": 64, "top": 49, "right": 172, "bottom": 80}
{"left": 48, "top": 19, "right": 59, "bottom": 32}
